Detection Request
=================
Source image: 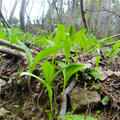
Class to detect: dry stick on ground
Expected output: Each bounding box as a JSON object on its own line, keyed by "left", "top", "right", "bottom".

{"left": 60, "top": 80, "right": 76, "bottom": 116}
{"left": 0, "top": 46, "right": 24, "bottom": 58}
{"left": 0, "top": 39, "right": 24, "bottom": 52}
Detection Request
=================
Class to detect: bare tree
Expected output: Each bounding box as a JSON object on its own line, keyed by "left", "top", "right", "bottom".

{"left": 80, "top": 0, "right": 88, "bottom": 30}
{"left": 66, "top": 0, "right": 78, "bottom": 27}
{"left": 20, "top": 0, "right": 27, "bottom": 31}
{"left": 96, "top": 0, "right": 111, "bottom": 39}
{"left": 0, "top": 0, "right": 2, "bottom": 10}
{"left": 45, "top": 0, "right": 57, "bottom": 31}
{"left": 0, "top": 0, "right": 11, "bottom": 28}
{"left": 87, "top": 0, "right": 97, "bottom": 30}
{"left": 115, "top": 8, "right": 120, "bottom": 35}
{"left": 8, "top": 0, "right": 20, "bottom": 24}
{"left": 54, "top": 0, "right": 63, "bottom": 24}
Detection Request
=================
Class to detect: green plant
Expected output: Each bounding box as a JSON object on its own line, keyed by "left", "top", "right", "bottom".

{"left": 109, "top": 41, "right": 120, "bottom": 60}
{"left": 6, "top": 28, "right": 26, "bottom": 43}
{"left": 41, "top": 61, "right": 55, "bottom": 85}
{"left": 45, "top": 110, "right": 53, "bottom": 120}
{"left": 58, "top": 115, "right": 97, "bottom": 120}
{"left": 0, "top": 29, "right": 6, "bottom": 39}
{"left": 20, "top": 72, "right": 53, "bottom": 112}
{"left": 85, "top": 69, "right": 102, "bottom": 80}
{"left": 58, "top": 62, "right": 85, "bottom": 93}
{"left": 13, "top": 104, "right": 20, "bottom": 108}
{"left": 18, "top": 40, "right": 62, "bottom": 73}
{"left": 96, "top": 55, "right": 101, "bottom": 69}
{"left": 101, "top": 95, "right": 109, "bottom": 105}
{"left": 71, "top": 106, "right": 77, "bottom": 114}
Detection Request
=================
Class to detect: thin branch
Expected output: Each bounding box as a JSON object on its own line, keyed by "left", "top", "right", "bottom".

{"left": 100, "top": 33, "right": 120, "bottom": 41}
{"left": 0, "top": 46, "right": 24, "bottom": 58}
{"left": 60, "top": 80, "right": 76, "bottom": 116}
{"left": 103, "top": 7, "right": 120, "bottom": 18}
{"left": 0, "top": 39, "right": 24, "bottom": 51}
{"left": 86, "top": 8, "right": 120, "bottom": 18}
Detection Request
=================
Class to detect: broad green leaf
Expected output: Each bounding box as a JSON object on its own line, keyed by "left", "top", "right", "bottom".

{"left": 59, "top": 62, "right": 84, "bottom": 93}
{"left": 74, "top": 29, "right": 87, "bottom": 44}
{"left": 54, "top": 24, "right": 66, "bottom": 45}
{"left": 58, "top": 115, "right": 97, "bottom": 120}
{"left": 51, "top": 65, "right": 68, "bottom": 82}
{"left": 41, "top": 61, "right": 54, "bottom": 85}
{"left": 87, "top": 69, "right": 102, "bottom": 80}
{"left": 20, "top": 72, "right": 53, "bottom": 111}
{"left": 31, "top": 46, "right": 61, "bottom": 73}
{"left": 18, "top": 40, "right": 33, "bottom": 70}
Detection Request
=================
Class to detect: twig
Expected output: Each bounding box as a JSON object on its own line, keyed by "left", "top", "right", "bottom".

{"left": 0, "top": 39, "right": 24, "bottom": 52}
{"left": 0, "top": 99, "right": 13, "bottom": 107}
{"left": 102, "top": 7, "right": 120, "bottom": 18}
{"left": 60, "top": 80, "right": 76, "bottom": 116}
{"left": 0, "top": 46, "right": 24, "bottom": 58}
{"left": 102, "top": 40, "right": 120, "bottom": 47}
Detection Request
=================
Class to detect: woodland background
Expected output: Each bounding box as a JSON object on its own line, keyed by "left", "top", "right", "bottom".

{"left": 0, "top": 0, "right": 120, "bottom": 120}
{"left": 0, "top": 0, "right": 120, "bottom": 38}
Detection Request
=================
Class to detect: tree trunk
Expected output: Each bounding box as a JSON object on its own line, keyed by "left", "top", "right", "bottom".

{"left": 80, "top": 0, "right": 88, "bottom": 30}
{"left": 45, "top": 0, "right": 57, "bottom": 31}
{"left": 8, "top": 0, "right": 19, "bottom": 24}
{"left": 0, "top": 0, "right": 10, "bottom": 28}
{"left": 87, "top": 0, "right": 96, "bottom": 29}
{"left": 66, "top": 0, "right": 78, "bottom": 27}
{"left": 20, "top": 0, "right": 27, "bottom": 31}
{"left": 115, "top": 9, "right": 120, "bottom": 35}
{"left": 96, "top": 0, "right": 111, "bottom": 39}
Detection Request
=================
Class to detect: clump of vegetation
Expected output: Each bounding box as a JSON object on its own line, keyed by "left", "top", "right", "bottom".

{"left": 0, "top": 23, "right": 120, "bottom": 119}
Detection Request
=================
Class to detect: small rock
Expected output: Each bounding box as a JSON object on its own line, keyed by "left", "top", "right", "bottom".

{"left": 69, "top": 86, "right": 101, "bottom": 108}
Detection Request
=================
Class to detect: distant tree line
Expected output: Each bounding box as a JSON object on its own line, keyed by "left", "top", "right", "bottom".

{"left": 0, "top": 0, "right": 120, "bottom": 39}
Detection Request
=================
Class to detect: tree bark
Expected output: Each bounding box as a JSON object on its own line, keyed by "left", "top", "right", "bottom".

{"left": 45, "top": 0, "right": 57, "bottom": 31}
{"left": 96, "top": 0, "right": 111, "bottom": 39}
{"left": 115, "top": 9, "right": 120, "bottom": 35}
{"left": 0, "top": 39, "right": 24, "bottom": 52}
{"left": 8, "top": 0, "right": 20, "bottom": 24}
{"left": 20, "top": 0, "right": 27, "bottom": 31}
{"left": 87, "top": 0, "right": 96, "bottom": 30}
{"left": 66, "top": 0, "right": 78, "bottom": 27}
{"left": 80, "top": 0, "right": 88, "bottom": 30}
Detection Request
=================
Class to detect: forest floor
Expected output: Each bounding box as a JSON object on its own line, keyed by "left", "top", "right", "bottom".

{"left": 0, "top": 46, "right": 120, "bottom": 120}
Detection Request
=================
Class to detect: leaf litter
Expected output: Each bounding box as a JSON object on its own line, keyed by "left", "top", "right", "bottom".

{"left": 0, "top": 49, "right": 120, "bottom": 120}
